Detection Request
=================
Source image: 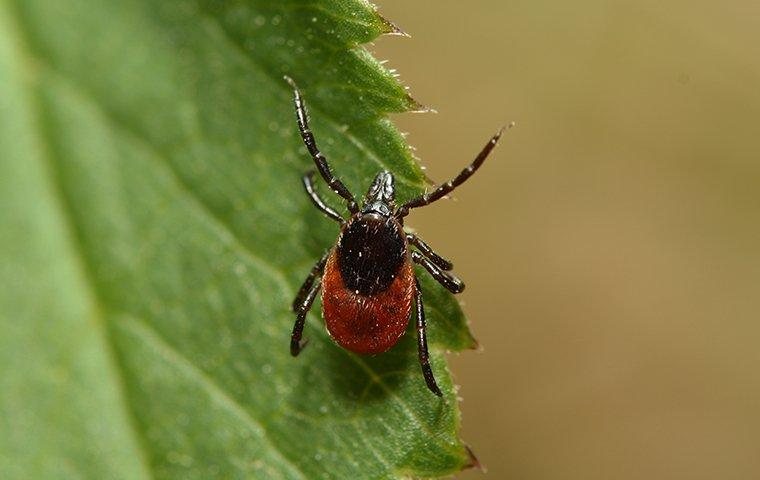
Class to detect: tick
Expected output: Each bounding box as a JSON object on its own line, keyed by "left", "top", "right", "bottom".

{"left": 286, "top": 77, "right": 506, "bottom": 396}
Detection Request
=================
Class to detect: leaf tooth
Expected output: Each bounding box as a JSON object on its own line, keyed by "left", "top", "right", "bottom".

{"left": 406, "top": 95, "right": 436, "bottom": 114}
{"left": 464, "top": 445, "right": 485, "bottom": 472}
{"left": 375, "top": 13, "right": 410, "bottom": 38}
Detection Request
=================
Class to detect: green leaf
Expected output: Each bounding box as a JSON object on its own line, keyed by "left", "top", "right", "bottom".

{"left": 0, "top": 0, "right": 476, "bottom": 478}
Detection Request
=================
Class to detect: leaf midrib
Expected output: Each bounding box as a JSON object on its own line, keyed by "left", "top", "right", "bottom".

{"left": 0, "top": 4, "right": 156, "bottom": 479}
{"left": 3, "top": 4, "right": 308, "bottom": 478}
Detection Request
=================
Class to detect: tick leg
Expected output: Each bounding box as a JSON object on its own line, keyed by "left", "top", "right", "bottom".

{"left": 415, "top": 277, "right": 443, "bottom": 396}
{"left": 407, "top": 233, "right": 453, "bottom": 271}
{"left": 285, "top": 76, "right": 359, "bottom": 214}
{"left": 397, "top": 125, "right": 511, "bottom": 218}
{"left": 292, "top": 250, "right": 329, "bottom": 312}
{"left": 291, "top": 278, "right": 322, "bottom": 356}
{"left": 412, "top": 251, "right": 465, "bottom": 294}
{"left": 303, "top": 171, "right": 344, "bottom": 223}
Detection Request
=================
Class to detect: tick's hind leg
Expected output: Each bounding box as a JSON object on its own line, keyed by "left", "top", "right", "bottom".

{"left": 291, "top": 278, "right": 322, "bottom": 356}
{"left": 292, "top": 250, "right": 329, "bottom": 312}
{"left": 407, "top": 233, "right": 453, "bottom": 270}
{"left": 412, "top": 251, "right": 465, "bottom": 294}
{"left": 415, "top": 277, "right": 442, "bottom": 396}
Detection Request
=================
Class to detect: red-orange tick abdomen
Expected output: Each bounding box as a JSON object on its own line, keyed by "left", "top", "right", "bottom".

{"left": 321, "top": 212, "right": 414, "bottom": 354}
{"left": 322, "top": 244, "right": 414, "bottom": 355}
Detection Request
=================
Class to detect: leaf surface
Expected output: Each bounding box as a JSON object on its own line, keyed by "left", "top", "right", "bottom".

{"left": 0, "top": 0, "right": 476, "bottom": 478}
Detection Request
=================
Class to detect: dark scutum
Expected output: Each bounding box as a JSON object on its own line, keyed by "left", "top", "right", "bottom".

{"left": 337, "top": 214, "right": 407, "bottom": 296}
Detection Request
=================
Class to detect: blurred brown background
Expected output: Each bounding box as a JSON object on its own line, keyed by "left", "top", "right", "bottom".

{"left": 373, "top": 1, "right": 760, "bottom": 478}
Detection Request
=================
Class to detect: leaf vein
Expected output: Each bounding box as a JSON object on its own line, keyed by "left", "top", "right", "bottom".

{"left": 117, "top": 314, "right": 308, "bottom": 480}
{"left": 196, "top": 14, "right": 423, "bottom": 189}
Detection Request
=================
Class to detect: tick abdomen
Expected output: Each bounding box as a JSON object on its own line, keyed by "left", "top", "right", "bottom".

{"left": 336, "top": 214, "right": 407, "bottom": 296}
{"left": 322, "top": 214, "right": 414, "bottom": 354}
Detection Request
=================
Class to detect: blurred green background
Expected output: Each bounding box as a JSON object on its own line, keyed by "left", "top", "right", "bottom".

{"left": 374, "top": 0, "right": 760, "bottom": 478}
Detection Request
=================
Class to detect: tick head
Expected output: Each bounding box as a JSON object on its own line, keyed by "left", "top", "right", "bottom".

{"left": 362, "top": 171, "right": 395, "bottom": 216}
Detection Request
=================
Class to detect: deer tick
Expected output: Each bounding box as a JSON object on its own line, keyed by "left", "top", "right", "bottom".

{"left": 286, "top": 77, "right": 506, "bottom": 396}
